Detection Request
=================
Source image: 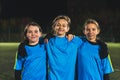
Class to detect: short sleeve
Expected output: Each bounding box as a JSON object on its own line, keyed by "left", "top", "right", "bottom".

{"left": 71, "top": 36, "right": 83, "bottom": 47}
{"left": 14, "top": 51, "right": 25, "bottom": 70}
{"left": 102, "top": 54, "right": 114, "bottom": 74}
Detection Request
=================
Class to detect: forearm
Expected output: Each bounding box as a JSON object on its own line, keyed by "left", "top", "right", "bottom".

{"left": 104, "top": 74, "right": 110, "bottom": 80}
{"left": 14, "top": 70, "right": 21, "bottom": 80}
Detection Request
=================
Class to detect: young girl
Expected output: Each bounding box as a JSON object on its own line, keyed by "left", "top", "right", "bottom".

{"left": 14, "top": 22, "right": 46, "bottom": 80}
{"left": 46, "top": 15, "right": 82, "bottom": 80}
{"left": 77, "top": 19, "right": 114, "bottom": 80}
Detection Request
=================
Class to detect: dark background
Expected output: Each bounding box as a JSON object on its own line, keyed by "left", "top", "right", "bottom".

{"left": 1, "top": 0, "right": 67, "bottom": 27}
{"left": 0, "top": 0, "right": 120, "bottom": 42}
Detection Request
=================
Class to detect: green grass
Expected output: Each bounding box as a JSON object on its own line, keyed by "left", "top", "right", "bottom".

{"left": 0, "top": 42, "right": 120, "bottom": 80}
{"left": 107, "top": 43, "right": 120, "bottom": 80}
{"left": 107, "top": 43, "right": 120, "bottom": 67}
{"left": 0, "top": 43, "right": 19, "bottom": 80}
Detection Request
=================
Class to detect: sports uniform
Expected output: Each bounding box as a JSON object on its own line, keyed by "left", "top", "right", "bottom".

{"left": 77, "top": 37, "right": 114, "bottom": 80}
{"left": 14, "top": 41, "right": 46, "bottom": 80}
{"left": 46, "top": 36, "right": 82, "bottom": 80}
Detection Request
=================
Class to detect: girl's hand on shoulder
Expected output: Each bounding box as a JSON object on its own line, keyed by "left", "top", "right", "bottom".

{"left": 66, "top": 34, "right": 75, "bottom": 41}
{"left": 44, "top": 38, "right": 48, "bottom": 44}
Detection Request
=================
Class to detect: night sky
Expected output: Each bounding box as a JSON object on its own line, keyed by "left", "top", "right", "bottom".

{"left": 1, "top": 0, "right": 67, "bottom": 19}
{"left": 1, "top": 0, "right": 68, "bottom": 28}
{"left": 2, "top": 0, "right": 119, "bottom": 18}
{"left": 1, "top": 0, "right": 120, "bottom": 28}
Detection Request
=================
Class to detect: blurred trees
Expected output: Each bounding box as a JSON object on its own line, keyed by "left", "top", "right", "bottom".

{"left": 0, "top": 18, "right": 32, "bottom": 42}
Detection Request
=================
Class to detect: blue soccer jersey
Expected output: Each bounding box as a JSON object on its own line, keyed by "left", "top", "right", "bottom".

{"left": 46, "top": 36, "right": 82, "bottom": 80}
{"left": 14, "top": 43, "right": 46, "bottom": 80}
{"left": 77, "top": 38, "right": 114, "bottom": 80}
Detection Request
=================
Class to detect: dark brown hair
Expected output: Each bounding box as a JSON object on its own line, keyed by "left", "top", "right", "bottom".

{"left": 24, "top": 21, "right": 42, "bottom": 38}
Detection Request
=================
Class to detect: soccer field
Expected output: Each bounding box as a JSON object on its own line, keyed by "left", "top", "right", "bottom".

{"left": 0, "top": 42, "right": 120, "bottom": 80}
{"left": 107, "top": 43, "right": 120, "bottom": 80}
{"left": 0, "top": 43, "right": 19, "bottom": 80}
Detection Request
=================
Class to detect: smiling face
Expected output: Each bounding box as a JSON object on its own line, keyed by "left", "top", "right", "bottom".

{"left": 83, "top": 23, "right": 100, "bottom": 42}
{"left": 53, "top": 19, "right": 69, "bottom": 37}
{"left": 26, "top": 25, "right": 42, "bottom": 45}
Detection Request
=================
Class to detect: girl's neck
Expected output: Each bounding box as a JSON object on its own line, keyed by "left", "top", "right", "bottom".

{"left": 87, "top": 38, "right": 97, "bottom": 43}
{"left": 54, "top": 34, "right": 66, "bottom": 37}
{"left": 29, "top": 41, "right": 39, "bottom": 45}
